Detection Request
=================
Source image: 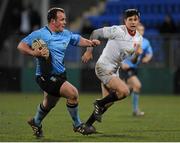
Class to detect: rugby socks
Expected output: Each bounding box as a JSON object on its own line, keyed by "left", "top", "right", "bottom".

{"left": 86, "top": 93, "right": 126, "bottom": 125}
{"left": 86, "top": 100, "right": 115, "bottom": 126}
{"left": 132, "top": 92, "right": 139, "bottom": 112}
{"left": 86, "top": 105, "right": 109, "bottom": 126}
{"left": 66, "top": 103, "right": 81, "bottom": 127}
{"left": 86, "top": 111, "right": 95, "bottom": 126}
{"left": 34, "top": 104, "right": 50, "bottom": 127}
{"left": 96, "top": 92, "right": 119, "bottom": 107}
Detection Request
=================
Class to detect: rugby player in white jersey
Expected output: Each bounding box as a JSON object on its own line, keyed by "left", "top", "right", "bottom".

{"left": 82, "top": 9, "right": 143, "bottom": 130}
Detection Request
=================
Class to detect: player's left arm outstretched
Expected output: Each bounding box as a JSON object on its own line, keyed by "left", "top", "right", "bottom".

{"left": 78, "top": 37, "right": 100, "bottom": 48}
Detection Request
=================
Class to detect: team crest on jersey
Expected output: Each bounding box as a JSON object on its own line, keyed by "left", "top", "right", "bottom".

{"left": 112, "top": 27, "right": 117, "bottom": 33}
{"left": 108, "top": 26, "right": 117, "bottom": 34}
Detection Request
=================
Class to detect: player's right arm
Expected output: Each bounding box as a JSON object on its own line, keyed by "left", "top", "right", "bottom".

{"left": 81, "top": 28, "right": 104, "bottom": 63}
{"left": 86, "top": 28, "right": 104, "bottom": 51}
{"left": 17, "top": 42, "right": 42, "bottom": 57}
{"left": 17, "top": 31, "right": 49, "bottom": 58}
{"left": 82, "top": 26, "right": 120, "bottom": 63}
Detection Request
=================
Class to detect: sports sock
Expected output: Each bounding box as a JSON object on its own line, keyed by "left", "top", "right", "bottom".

{"left": 66, "top": 103, "right": 81, "bottom": 127}
{"left": 132, "top": 92, "right": 139, "bottom": 112}
{"left": 86, "top": 111, "right": 96, "bottom": 126}
{"left": 34, "top": 104, "right": 50, "bottom": 127}
{"left": 86, "top": 107, "right": 108, "bottom": 126}
{"left": 96, "top": 92, "right": 119, "bottom": 107}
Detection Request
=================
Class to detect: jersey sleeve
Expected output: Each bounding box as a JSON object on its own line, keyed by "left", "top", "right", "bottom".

{"left": 21, "top": 31, "right": 40, "bottom": 47}
{"left": 144, "top": 39, "right": 153, "bottom": 56}
{"left": 103, "top": 26, "right": 124, "bottom": 39}
{"left": 69, "top": 32, "right": 81, "bottom": 46}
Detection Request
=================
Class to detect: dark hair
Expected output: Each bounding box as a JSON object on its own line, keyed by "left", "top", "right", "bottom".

{"left": 123, "top": 9, "right": 140, "bottom": 19}
{"left": 47, "top": 7, "right": 64, "bottom": 23}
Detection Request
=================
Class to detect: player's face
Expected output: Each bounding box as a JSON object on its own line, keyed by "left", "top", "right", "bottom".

{"left": 54, "top": 11, "right": 66, "bottom": 32}
{"left": 137, "top": 25, "right": 145, "bottom": 36}
{"left": 124, "top": 15, "right": 139, "bottom": 31}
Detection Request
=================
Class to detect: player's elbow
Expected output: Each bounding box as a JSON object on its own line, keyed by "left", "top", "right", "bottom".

{"left": 17, "top": 42, "right": 23, "bottom": 51}
{"left": 17, "top": 43, "right": 21, "bottom": 51}
{"left": 90, "top": 29, "right": 103, "bottom": 40}
{"left": 91, "top": 30, "right": 96, "bottom": 36}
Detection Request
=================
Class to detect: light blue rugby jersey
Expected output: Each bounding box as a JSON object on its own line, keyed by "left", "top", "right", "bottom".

{"left": 21, "top": 26, "right": 80, "bottom": 76}
{"left": 123, "top": 37, "right": 153, "bottom": 69}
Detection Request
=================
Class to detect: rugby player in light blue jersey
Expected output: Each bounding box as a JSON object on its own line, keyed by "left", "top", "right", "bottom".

{"left": 17, "top": 7, "right": 100, "bottom": 137}
{"left": 120, "top": 23, "right": 153, "bottom": 116}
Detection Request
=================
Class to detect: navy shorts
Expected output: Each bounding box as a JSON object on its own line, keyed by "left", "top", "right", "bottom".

{"left": 119, "top": 68, "right": 138, "bottom": 81}
{"left": 36, "top": 72, "right": 67, "bottom": 97}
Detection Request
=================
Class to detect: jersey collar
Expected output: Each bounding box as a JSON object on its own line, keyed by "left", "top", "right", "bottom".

{"left": 126, "top": 26, "right": 136, "bottom": 36}
{"left": 45, "top": 26, "right": 52, "bottom": 35}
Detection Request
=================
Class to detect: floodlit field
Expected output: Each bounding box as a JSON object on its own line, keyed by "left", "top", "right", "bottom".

{"left": 0, "top": 93, "right": 180, "bottom": 142}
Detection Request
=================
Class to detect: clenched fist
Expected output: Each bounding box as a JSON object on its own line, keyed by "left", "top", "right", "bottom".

{"left": 91, "top": 39, "right": 101, "bottom": 47}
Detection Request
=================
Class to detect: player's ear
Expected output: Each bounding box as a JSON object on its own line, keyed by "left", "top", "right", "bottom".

{"left": 51, "top": 19, "right": 56, "bottom": 24}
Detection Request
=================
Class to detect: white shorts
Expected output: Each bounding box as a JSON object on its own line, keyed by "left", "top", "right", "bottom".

{"left": 95, "top": 62, "right": 119, "bottom": 85}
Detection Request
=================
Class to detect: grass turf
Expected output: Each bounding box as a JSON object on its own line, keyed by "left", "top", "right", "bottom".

{"left": 0, "top": 93, "right": 180, "bottom": 142}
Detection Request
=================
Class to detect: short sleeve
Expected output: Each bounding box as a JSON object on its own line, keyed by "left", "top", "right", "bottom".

{"left": 69, "top": 32, "right": 80, "bottom": 46}
{"left": 21, "top": 31, "right": 40, "bottom": 47}
{"left": 103, "top": 26, "right": 124, "bottom": 39}
{"left": 143, "top": 39, "right": 153, "bottom": 56}
{"left": 146, "top": 40, "right": 153, "bottom": 55}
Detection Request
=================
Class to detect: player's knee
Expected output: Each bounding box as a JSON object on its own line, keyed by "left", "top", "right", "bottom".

{"left": 68, "top": 88, "right": 79, "bottom": 102}
{"left": 138, "top": 83, "right": 142, "bottom": 90}
{"left": 133, "top": 83, "right": 142, "bottom": 92}
{"left": 117, "top": 87, "right": 130, "bottom": 97}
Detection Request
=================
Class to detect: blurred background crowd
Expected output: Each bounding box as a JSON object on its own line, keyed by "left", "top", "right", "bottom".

{"left": 0, "top": 0, "right": 180, "bottom": 94}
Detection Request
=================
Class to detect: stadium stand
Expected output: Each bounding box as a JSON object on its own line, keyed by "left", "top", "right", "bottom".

{"left": 88, "top": 0, "right": 180, "bottom": 29}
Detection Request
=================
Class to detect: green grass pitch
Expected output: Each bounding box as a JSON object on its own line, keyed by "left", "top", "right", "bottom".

{"left": 0, "top": 93, "right": 180, "bottom": 142}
